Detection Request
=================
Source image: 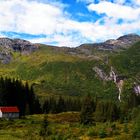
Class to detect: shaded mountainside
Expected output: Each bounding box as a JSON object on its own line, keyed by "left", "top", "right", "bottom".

{"left": 0, "top": 34, "right": 140, "bottom": 101}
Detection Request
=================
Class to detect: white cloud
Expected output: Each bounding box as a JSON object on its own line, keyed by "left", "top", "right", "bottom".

{"left": 88, "top": 1, "right": 140, "bottom": 20}
{"left": 113, "top": 0, "right": 126, "bottom": 4}
{"left": 76, "top": 0, "right": 94, "bottom": 3}
{"left": 0, "top": 0, "right": 140, "bottom": 47}
{"left": 135, "top": 0, "right": 140, "bottom": 6}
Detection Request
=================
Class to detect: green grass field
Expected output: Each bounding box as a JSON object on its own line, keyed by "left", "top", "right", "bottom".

{"left": 0, "top": 112, "right": 133, "bottom": 140}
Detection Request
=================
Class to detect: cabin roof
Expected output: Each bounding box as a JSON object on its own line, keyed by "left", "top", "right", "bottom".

{"left": 0, "top": 107, "right": 19, "bottom": 113}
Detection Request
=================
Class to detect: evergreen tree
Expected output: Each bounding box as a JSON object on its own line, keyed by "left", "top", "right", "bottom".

{"left": 95, "top": 101, "right": 119, "bottom": 122}
{"left": 80, "top": 94, "right": 94, "bottom": 125}
{"left": 0, "top": 77, "right": 41, "bottom": 116}
{"left": 49, "top": 97, "right": 57, "bottom": 113}
{"left": 39, "top": 114, "right": 50, "bottom": 139}
{"left": 56, "top": 96, "right": 65, "bottom": 113}
{"left": 43, "top": 100, "right": 50, "bottom": 113}
{"left": 95, "top": 101, "right": 106, "bottom": 122}
{"left": 107, "top": 101, "right": 119, "bottom": 121}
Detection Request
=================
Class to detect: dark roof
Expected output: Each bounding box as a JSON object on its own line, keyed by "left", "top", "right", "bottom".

{"left": 0, "top": 107, "right": 19, "bottom": 113}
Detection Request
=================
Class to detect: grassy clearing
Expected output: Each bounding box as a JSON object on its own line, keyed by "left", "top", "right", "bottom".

{"left": 0, "top": 112, "right": 133, "bottom": 140}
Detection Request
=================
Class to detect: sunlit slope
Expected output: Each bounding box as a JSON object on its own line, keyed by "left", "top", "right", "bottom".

{"left": 0, "top": 41, "right": 139, "bottom": 98}
{"left": 111, "top": 41, "right": 140, "bottom": 81}
{"left": 0, "top": 45, "right": 117, "bottom": 98}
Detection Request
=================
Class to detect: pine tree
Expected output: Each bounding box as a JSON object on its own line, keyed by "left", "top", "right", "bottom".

{"left": 39, "top": 114, "right": 50, "bottom": 139}
{"left": 95, "top": 101, "right": 105, "bottom": 122}
{"left": 80, "top": 94, "right": 94, "bottom": 125}
{"left": 56, "top": 96, "right": 65, "bottom": 113}
{"left": 43, "top": 100, "right": 50, "bottom": 113}
{"left": 107, "top": 101, "right": 119, "bottom": 121}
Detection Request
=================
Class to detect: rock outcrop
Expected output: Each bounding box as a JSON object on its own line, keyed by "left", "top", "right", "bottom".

{"left": 0, "top": 38, "right": 38, "bottom": 53}
{"left": 93, "top": 66, "right": 126, "bottom": 101}
{"left": 0, "top": 38, "right": 38, "bottom": 63}
{"left": 133, "top": 83, "right": 140, "bottom": 96}
{"left": 77, "top": 34, "right": 140, "bottom": 54}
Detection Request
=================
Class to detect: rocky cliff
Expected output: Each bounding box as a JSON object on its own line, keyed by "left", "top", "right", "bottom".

{"left": 0, "top": 38, "right": 38, "bottom": 63}
{"left": 77, "top": 34, "right": 140, "bottom": 54}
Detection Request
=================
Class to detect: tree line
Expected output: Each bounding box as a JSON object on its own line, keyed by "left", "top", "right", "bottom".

{"left": 0, "top": 77, "right": 82, "bottom": 116}
{"left": 80, "top": 93, "right": 140, "bottom": 125}
{"left": 0, "top": 77, "right": 41, "bottom": 116}
{"left": 0, "top": 76, "right": 140, "bottom": 123}
{"left": 42, "top": 96, "right": 81, "bottom": 114}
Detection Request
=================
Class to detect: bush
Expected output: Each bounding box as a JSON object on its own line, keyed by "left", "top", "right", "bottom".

{"left": 133, "top": 113, "right": 140, "bottom": 139}
{"left": 39, "top": 114, "right": 51, "bottom": 137}
{"left": 86, "top": 128, "right": 97, "bottom": 137}
{"left": 98, "top": 129, "right": 107, "bottom": 138}
{"left": 111, "top": 123, "right": 116, "bottom": 130}
{"left": 51, "top": 134, "right": 68, "bottom": 140}
{"left": 123, "top": 123, "right": 129, "bottom": 133}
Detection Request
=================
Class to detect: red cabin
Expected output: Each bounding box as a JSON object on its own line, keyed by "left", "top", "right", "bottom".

{"left": 0, "top": 107, "right": 19, "bottom": 119}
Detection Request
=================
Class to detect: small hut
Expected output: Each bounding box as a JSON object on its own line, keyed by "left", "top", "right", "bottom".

{"left": 0, "top": 106, "right": 19, "bottom": 119}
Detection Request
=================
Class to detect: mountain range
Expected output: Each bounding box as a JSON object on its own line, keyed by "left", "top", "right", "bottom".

{"left": 0, "top": 34, "right": 140, "bottom": 101}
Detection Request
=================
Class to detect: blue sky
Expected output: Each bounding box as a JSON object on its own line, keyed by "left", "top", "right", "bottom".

{"left": 0, "top": 0, "right": 140, "bottom": 47}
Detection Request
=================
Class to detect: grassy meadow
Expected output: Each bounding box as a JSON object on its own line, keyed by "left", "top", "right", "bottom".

{"left": 0, "top": 112, "right": 133, "bottom": 140}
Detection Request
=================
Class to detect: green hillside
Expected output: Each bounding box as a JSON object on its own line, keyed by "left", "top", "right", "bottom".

{"left": 111, "top": 41, "right": 140, "bottom": 80}
{"left": 0, "top": 42, "right": 140, "bottom": 100}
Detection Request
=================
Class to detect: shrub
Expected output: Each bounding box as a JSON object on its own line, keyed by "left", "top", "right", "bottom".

{"left": 50, "top": 134, "right": 67, "bottom": 140}
{"left": 111, "top": 123, "right": 116, "bottom": 130}
{"left": 86, "top": 128, "right": 97, "bottom": 137}
{"left": 98, "top": 129, "right": 107, "bottom": 138}
{"left": 123, "top": 123, "right": 129, "bottom": 133}
{"left": 133, "top": 113, "right": 140, "bottom": 139}
{"left": 39, "top": 114, "right": 51, "bottom": 137}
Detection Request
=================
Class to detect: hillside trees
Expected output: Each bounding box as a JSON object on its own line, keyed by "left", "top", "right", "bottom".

{"left": 42, "top": 96, "right": 82, "bottom": 114}
{"left": 133, "top": 112, "right": 140, "bottom": 139}
{"left": 95, "top": 101, "right": 119, "bottom": 122}
{"left": 0, "top": 77, "right": 41, "bottom": 116}
{"left": 80, "top": 94, "right": 95, "bottom": 125}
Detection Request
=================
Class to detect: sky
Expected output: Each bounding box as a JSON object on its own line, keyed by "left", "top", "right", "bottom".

{"left": 0, "top": 0, "right": 140, "bottom": 47}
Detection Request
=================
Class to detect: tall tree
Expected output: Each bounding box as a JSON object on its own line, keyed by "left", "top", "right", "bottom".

{"left": 80, "top": 94, "right": 94, "bottom": 125}
{"left": 39, "top": 114, "right": 50, "bottom": 139}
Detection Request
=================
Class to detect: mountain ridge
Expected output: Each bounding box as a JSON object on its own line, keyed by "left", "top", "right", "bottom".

{"left": 0, "top": 34, "right": 140, "bottom": 100}
{"left": 77, "top": 33, "right": 140, "bottom": 53}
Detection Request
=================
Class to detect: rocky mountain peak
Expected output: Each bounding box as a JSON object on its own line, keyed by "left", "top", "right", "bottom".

{"left": 117, "top": 33, "right": 140, "bottom": 42}
{"left": 0, "top": 38, "right": 38, "bottom": 52}
{"left": 77, "top": 33, "right": 140, "bottom": 53}
{"left": 0, "top": 38, "right": 38, "bottom": 64}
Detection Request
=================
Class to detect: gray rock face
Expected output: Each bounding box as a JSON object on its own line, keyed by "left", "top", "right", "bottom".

{"left": 133, "top": 83, "right": 140, "bottom": 95}
{"left": 117, "top": 34, "right": 140, "bottom": 44}
{"left": 77, "top": 34, "right": 140, "bottom": 53}
{"left": 0, "top": 38, "right": 38, "bottom": 52}
{"left": 93, "top": 66, "right": 127, "bottom": 102}
{"left": 93, "top": 66, "right": 109, "bottom": 81}
{"left": 0, "top": 52, "right": 12, "bottom": 64}
{"left": 0, "top": 38, "right": 38, "bottom": 63}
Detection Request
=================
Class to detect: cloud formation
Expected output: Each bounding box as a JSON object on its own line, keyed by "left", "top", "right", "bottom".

{"left": 88, "top": 1, "right": 140, "bottom": 20}
{"left": 76, "top": 0, "right": 94, "bottom": 3}
{"left": 0, "top": 0, "right": 140, "bottom": 47}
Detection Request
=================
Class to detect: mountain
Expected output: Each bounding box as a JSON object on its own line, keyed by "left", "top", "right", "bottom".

{"left": 0, "top": 34, "right": 139, "bottom": 64}
{"left": 77, "top": 33, "right": 140, "bottom": 54}
{"left": 0, "top": 34, "right": 140, "bottom": 101}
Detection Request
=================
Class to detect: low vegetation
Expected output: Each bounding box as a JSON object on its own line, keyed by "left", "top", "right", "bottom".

{"left": 0, "top": 112, "right": 134, "bottom": 140}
